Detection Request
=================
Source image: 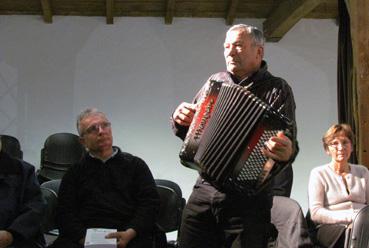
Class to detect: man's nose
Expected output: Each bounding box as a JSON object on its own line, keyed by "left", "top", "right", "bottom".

{"left": 225, "top": 46, "right": 235, "bottom": 56}
{"left": 97, "top": 124, "right": 105, "bottom": 133}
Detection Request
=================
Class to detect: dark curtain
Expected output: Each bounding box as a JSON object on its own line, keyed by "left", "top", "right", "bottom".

{"left": 337, "top": 0, "right": 357, "bottom": 163}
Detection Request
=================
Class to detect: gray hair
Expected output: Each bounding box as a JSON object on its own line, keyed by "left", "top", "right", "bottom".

{"left": 227, "top": 24, "right": 265, "bottom": 47}
{"left": 76, "top": 108, "right": 107, "bottom": 136}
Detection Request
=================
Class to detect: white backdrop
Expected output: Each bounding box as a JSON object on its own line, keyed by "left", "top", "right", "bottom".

{"left": 0, "top": 16, "right": 338, "bottom": 217}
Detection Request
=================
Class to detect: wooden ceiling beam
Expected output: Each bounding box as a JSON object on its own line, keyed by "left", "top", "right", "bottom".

{"left": 40, "top": 0, "right": 52, "bottom": 23}
{"left": 106, "top": 0, "right": 114, "bottom": 24}
{"left": 165, "top": 0, "right": 175, "bottom": 24}
{"left": 225, "top": 0, "right": 239, "bottom": 25}
{"left": 263, "top": 0, "right": 322, "bottom": 42}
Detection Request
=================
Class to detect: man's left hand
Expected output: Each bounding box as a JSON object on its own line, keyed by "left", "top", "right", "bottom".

{"left": 105, "top": 228, "right": 137, "bottom": 248}
{"left": 262, "top": 131, "right": 293, "bottom": 162}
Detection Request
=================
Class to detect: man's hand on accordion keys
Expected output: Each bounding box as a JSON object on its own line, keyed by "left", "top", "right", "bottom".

{"left": 173, "top": 102, "right": 197, "bottom": 127}
{"left": 262, "top": 131, "right": 293, "bottom": 162}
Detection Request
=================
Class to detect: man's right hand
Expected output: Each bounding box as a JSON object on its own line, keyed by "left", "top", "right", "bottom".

{"left": 0, "top": 230, "right": 13, "bottom": 248}
{"left": 172, "top": 102, "right": 196, "bottom": 126}
{"left": 105, "top": 229, "right": 137, "bottom": 248}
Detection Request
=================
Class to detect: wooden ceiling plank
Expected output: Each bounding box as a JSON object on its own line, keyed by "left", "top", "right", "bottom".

{"left": 263, "top": 0, "right": 322, "bottom": 42}
{"left": 226, "top": 0, "right": 239, "bottom": 25}
{"left": 40, "top": 0, "right": 52, "bottom": 23}
{"left": 165, "top": 0, "right": 175, "bottom": 24}
{"left": 0, "top": 0, "right": 338, "bottom": 22}
{"left": 106, "top": 0, "right": 114, "bottom": 24}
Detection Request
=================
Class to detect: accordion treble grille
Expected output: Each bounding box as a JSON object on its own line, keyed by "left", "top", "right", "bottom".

{"left": 235, "top": 130, "right": 277, "bottom": 187}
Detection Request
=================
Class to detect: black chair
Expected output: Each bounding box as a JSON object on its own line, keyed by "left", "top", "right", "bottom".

{"left": 306, "top": 210, "right": 328, "bottom": 248}
{"left": 306, "top": 210, "right": 349, "bottom": 248}
{"left": 0, "top": 134, "right": 23, "bottom": 159}
{"left": 40, "top": 187, "right": 58, "bottom": 233}
{"left": 41, "top": 179, "right": 61, "bottom": 195}
{"left": 305, "top": 210, "right": 319, "bottom": 246}
{"left": 38, "top": 133, "right": 85, "bottom": 183}
{"left": 345, "top": 205, "right": 369, "bottom": 248}
{"left": 155, "top": 179, "right": 186, "bottom": 248}
{"left": 40, "top": 181, "right": 60, "bottom": 245}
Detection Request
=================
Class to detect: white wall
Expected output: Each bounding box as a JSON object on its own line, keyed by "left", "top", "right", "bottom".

{"left": 0, "top": 16, "right": 338, "bottom": 214}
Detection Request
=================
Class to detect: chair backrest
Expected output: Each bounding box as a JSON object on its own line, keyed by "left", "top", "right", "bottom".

{"left": 42, "top": 132, "right": 84, "bottom": 165}
{"left": 40, "top": 187, "right": 58, "bottom": 233}
{"left": 0, "top": 134, "right": 23, "bottom": 159}
{"left": 305, "top": 209, "right": 321, "bottom": 245}
{"left": 39, "top": 133, "right": 85, "bottom": 181}
{"left": 40, "top": 179, "right": 61, "bottom": 235}
{"left": 155, "top": 179, "right": 186, "bottom": 233}
{"left": 346, "top": 205, "right": 369, "bottom": 248}
{"left": 41, "top": 179, "right": 62, "bottom": 195}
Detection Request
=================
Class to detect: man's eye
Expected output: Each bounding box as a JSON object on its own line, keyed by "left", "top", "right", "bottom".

{"left": 87, "top": 125, "right": 97, "bottom": 133}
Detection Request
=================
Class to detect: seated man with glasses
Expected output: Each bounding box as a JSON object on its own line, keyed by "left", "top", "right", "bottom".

{"left": 308, "top": 123, "right": 369, "bottom": 248}
{"left": 49, "top": 108, "right": 160, "bottom": 248}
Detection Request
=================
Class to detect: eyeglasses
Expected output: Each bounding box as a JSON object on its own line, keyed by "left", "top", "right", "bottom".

{"left": 328, "top": 140, "right": 351, "bottom": 150}
{"left": 82, "top": 122, "right": 111, "bottom": 136}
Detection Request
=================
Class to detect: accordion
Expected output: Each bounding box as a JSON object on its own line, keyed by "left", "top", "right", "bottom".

{"left": 179, "top": 80, "right": 293, "bottom": 195}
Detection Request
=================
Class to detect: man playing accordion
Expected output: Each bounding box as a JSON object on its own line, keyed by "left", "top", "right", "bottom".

{"left": 171, "top": 24, "right": 302, "bottom": 248}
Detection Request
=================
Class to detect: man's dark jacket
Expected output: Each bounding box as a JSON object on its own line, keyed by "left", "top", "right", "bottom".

{"left": 0, "top": 151, "right": 45, "bottom": 248}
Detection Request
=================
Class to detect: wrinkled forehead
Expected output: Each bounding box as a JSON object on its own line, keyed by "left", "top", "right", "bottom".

{"left": 327, "top": 132, "right": 351, "bottom": 143}
{"left": 331, "top": 134, "right": 350, "bottom": 141}
{"left": 81, "top": 113, "right": 109, "bottom": 126}
{"left": 225, "top": 29, "right": 250, "bottom": 42}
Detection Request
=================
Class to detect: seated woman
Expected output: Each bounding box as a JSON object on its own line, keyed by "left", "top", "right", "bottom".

{"left": 308, "top": 124, "right": 369, "bottom": 248}
{"left": 0, "top": 137, "right": 45, "bottom": 248}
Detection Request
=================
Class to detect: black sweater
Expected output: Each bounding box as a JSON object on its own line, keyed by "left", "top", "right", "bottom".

{"left": 56, "top": 147, "right": 160, "bottom": 242}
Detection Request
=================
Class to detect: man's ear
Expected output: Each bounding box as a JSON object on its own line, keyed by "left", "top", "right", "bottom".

{"left": 257, "top": 45, "right": 264, "bottom": 59}
{"left": 79, "top": 137, "right": 85, "bottom": 146}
